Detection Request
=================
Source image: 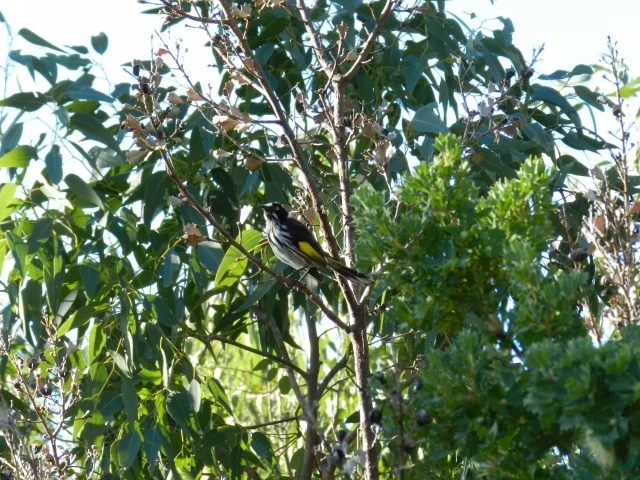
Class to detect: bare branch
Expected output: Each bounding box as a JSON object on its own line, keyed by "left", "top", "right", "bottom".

{"left": 295, "top": 0, "right": 334, "bottom": 76}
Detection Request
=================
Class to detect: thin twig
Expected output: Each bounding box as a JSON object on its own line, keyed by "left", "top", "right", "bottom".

{"left": 203, "top": 332, "right": 308, "bottom": 377}
{"left": 215, "top": 0, "right": 342, "bottom": 259}
{"left": 339, "top": 0, "right": 397, "bottom": 84}
{"left": 160, "top": 148, "right": 350, "bottom": 332}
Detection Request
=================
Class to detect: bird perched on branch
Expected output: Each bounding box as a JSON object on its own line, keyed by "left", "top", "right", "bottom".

{"left": 260, "top": 202, "right": 373, "bottom": 286}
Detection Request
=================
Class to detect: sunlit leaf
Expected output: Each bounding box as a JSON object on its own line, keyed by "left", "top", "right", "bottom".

{"left": 0, "top": 184, "right": 21, "bottom": 221}
{"left": 214, "top": 229, "right": 262, "bottom": 288}
{"left": 0, "top": 145, "right": 37, "bottom": 168}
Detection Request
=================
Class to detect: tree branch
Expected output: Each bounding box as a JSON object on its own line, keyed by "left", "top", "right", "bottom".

{"left": 318, "top": 347, "right": 350, "bottom": 396}
{"left": 243, "top": 415, "right": 301, "bottom": 430}
{"left": 301, "top": 303, "right": 321, "bottom": 480}
{"left": 159, "top": 149, "right": 350, "bottom": 332}
{"left": 267, "top": 315, "right": 317, "bottom": 429}
{"left": 215, "top": 0, "right": 342, "bottom": 259}
{"left": 295, "top": 0, "right": 333, "bottom": 76}
{"left": 339, "top": 0, "right": 397, "bottom": 85}
{"left": 202, "top": 332, "right": 308, "bottom": 377}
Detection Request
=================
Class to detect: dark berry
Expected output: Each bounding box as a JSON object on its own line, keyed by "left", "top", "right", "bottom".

{"left": 369, "top": 408, "right": 383, "bottom": 425}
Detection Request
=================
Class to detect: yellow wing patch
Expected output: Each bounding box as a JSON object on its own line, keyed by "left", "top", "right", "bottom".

{"left": 298, "top": 241, "right": 324, "bottom": 261}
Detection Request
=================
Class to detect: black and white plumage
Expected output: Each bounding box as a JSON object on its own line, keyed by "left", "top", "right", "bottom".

{"left": 260, "top": 202, "right": 372, "bottom": 286}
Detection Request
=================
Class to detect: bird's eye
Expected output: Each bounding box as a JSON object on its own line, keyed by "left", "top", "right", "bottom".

{"left": 274, "top": 205, "right": 279, "bottom": 211}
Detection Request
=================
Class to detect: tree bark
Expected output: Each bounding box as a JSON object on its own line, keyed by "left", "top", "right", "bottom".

{"left": 350, "top": 306, "right": 378, "bottom": 479}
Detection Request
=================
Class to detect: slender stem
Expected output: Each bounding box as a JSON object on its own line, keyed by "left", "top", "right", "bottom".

{"left": 159, "top": 149, "right": 350, "bottom": 332}
{"left": 350, "top": 307, "right": 378, "bottom": 479}
{"left": 243, "top": 415, "right": 300, "bottom": 430}
{"left": 339, "top": 0, "right": 397, "bottom": 84}
{"left": 332, "top": 79, "right": 356, "bottom": 267}
{"left": 301, "top": 303, "right": 321, "bottom": 480}
{"left": 267, "top": 315, "right": 317, "bottom": 429}
{"left": 203, "top": 332, "right": 307, "bottom": 377}
{"left": 318, "top": 347, "right": 351, "bottom": 396}
{"left": 216, "top": 0, "right": 342, "bottom": 259}
{"left": 295, "top": 0, "right": 333, "bottom": 75}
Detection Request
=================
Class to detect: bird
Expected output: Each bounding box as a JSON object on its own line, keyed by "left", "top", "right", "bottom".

{"left": 260, "top": 202, "right": 373, "bottom": 286}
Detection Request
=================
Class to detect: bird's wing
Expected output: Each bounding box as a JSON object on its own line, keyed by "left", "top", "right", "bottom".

{"left": 286, "top": 217, "right": 327, "bottom": 264}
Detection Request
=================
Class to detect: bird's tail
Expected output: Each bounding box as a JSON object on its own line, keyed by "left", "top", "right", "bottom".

{"left": 325, "top": 257, "right": 373, "bottom": 286}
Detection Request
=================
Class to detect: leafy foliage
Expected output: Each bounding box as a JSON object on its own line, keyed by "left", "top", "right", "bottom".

{"left": 0, "top": 1, "right": 638, "bottom": 479}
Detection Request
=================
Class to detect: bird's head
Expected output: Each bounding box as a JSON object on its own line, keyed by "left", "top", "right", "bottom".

{"left": 260, "top": 202, "right": 289, "bottom": 223}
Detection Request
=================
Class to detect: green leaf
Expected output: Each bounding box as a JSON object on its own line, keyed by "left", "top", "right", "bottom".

{"left": 473, "top": 147, "right": 516, "bottom": 178}
{"left": 236, "top": 276, "right": 278, "bottom": 313}
{"left": 253, "top": 359, "right": 272, "bottom": 371}
{"left": 65, "top": 173, "right": 105, "bottom": 209}
{"left": 562, "top": 132, "right": 609, "bottom": 152}
{"left": 91, "top": 32, "right": 108, "bottom": 54}
{"left": 618, "top": 77, "right": 640, "bottom": 99}
{"left": 161, "top": 249, "right": 179, "bottom": 288}
{"left": 18, "top": 28, "right": 64, "bottom": 52}
{"left": 0, "top": 146, "right": 37, "bottom": 168}
{"left": 122, "top": 378, "right": 138, "bottom": 423}
{"left": 197, "top": 241, "right": 224, "bottom": 273}
{"left": 530, "top": 84, "right": 581, "bottom": 128}
{"left": 58, "top": 304, "right": 106, "bottom": 337}
{"left": 0, "top": 184, "right": 21, "bottom": 221}
{"left": 66, "top": 100, "right": 100, "bottom": 113}
{"left": 111, "top": 349, "right": 133, "bottom": 378}
{"left": 44, "top": 145, "right": 63, "bottom": 184}
{"left": 278, "top": 376, "right": 291, "bottom": 395}
{"left": 55, "top": 288, "right": 77, "bottom": 324}
{"left": 20, "top": 280, "right": 43, "bottom": 347}
{"left": 6, "top": 232, "right": 27, "bottom": 276}
{"left": 99, "top": 390, "right": 124, "bottom": 420}
{"left": 69, "top": 113, "right": 120, "bottom": 151}
{"left": 0, "top": 92, "right": 48, "bottom": 112}
{"left": 67, "top": 86, "right": 114, "bottom": 103}
{"left": 117, "top": 431, "right": 141, "bottom": 469}
{"left": 143, "top": 171, "right": 169, "bottom": 226}
{"left": 166, "top": 390, "right": 190, "bottom": 426}
{"left": 143, "top": 428, "right": 162, "bottom": 465}
{"left": 251, "top": 432, "right": 273, "bottom": 462}
{"left": 538, "top": 64, "right": 593, "bottom": 80}
{"left": 88, "top": 322, "right": 106, "bottom": 364}
{"left": 207, "top": 378, "right": 233, "bottom": 416}
{"left": 1, "top": 121, "right": 23, "bottom": 156}
{"left": 79, "top": 264, "right": 100, "bottom": 299}
{"left": 189, "top": 379, "right": 201, "bottom": 413}
{"left": 152, "top": 295, "right": 178, "bottom": 327}
{"left": 81, "top": 410, "right": 105, "bottom": 444}
{"left": 556, "top": 154, "right": 589, "bottom": 177}
{"left": 574, "top": 85, "right": 605, "bottom": 111}
{"left": 412, "top": 103, "right": 448, "bottom": 134}
{"left": 48, "top": 53, "right": 90, "bottom": 70}
{"left": 214, "top": 229, "right": 263, "bottom": 289}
